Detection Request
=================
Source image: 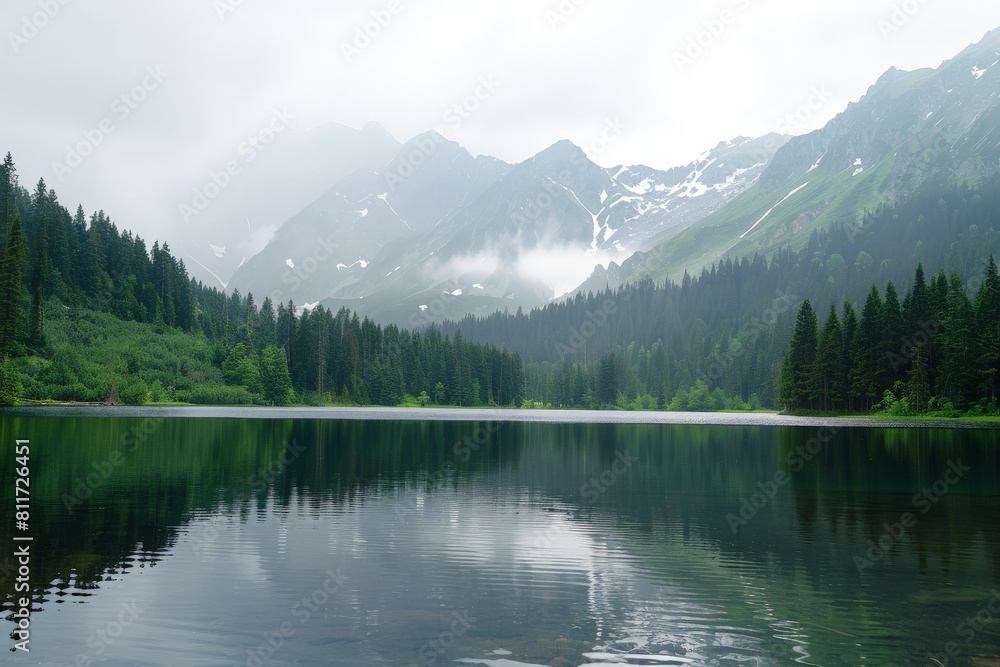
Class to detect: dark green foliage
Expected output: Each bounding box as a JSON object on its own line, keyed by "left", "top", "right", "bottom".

{"left": 0, "top": 357, "right": 22, "bottom": 405}
{"left": 0, "top": 152, "right": 525, "bottom": 408}
{"left": 27, "top": 179, "right": 51, "bottom": 347}
{"left": 260, "top": 345, "right": 294, "bottom": 406}
{"left": 812, "top": 305, "right": 845, "bottom": 410}
{"left": 906, "top": 346, "right": 931, "bottom": 413}
{"left": 840, "top": 302, "right": 858, "bottom": 410}
{"left": 879, "top": 280, "right": 903, "bottom": 389}
{"left": 0, "top": 214, "right": 26, "bottom": 357}
{"left": 184, "top": 385, "right": 255, "bottom": 406}
{"left": 598, "top": 351, "right": 619, "bottom": 405}
{"left": 778, "top": 260, "right": 1000, "bottom": 415}
{"left": 0, "top": 152, "right": 17, "bottom": 249}
{"left": 848, "top": 286, "right": 882, "bottom": 410}
{"left": 4, "top": 147, "right": 999, "bottom": 413}
{"left": 975, "top": 256, "right": 1000, "bottom": 400}
{"left": 447, "top": 176, "right": 1000, "bottom": 410}
{"left": 777, "top": 300, "right": 818, "bottom": 410}
{"left": 937, "top": 274, "right": 977, "bottom": 408}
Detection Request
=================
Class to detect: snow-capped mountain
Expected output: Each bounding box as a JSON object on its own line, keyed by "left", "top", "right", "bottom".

{"left": 605, "top": 27, "right": 1000, "bottom": 290}
{"left": 601, "top": 133, "right": 791, "bottom": 253}
{"left": 230, "top": 129, "right": 788, "bottom": 326}
{"left": 229, "top": 131, "right": 511, "bottom": 308}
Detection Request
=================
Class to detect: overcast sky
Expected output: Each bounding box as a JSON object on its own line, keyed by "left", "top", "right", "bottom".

{"left": 2, "top": 0, "right": 999, "bottom": 280}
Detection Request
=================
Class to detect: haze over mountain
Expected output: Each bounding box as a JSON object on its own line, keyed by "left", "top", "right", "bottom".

{"left": 5, "top": 2, "right": 1000, "bottom": 297}
{"left": 177, "top": 120, "right": 402, "bottom": 289}
{"left": 604, "top": 27, "right": 1000, "bottom": 290}
{"left": 229, "top": 28, "right": 1000, "bottom": 327}
{"left": 229, "top": 129, "right": 788, "bottom": 325}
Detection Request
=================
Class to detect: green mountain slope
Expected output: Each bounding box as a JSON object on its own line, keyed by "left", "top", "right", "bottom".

{"left": 612, "top": 28, "right": 1000, "bottom": 286}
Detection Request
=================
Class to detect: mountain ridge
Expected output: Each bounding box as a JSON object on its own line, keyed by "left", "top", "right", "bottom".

{"left": 230, "top": 127, "right": 787, "bottom": 324}
{"left": 596, "top": 28, "right": 1000, "bottom": 290}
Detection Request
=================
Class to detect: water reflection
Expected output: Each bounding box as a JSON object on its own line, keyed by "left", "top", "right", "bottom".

{"left": 0, "top": 415, "right": 997, "bottom": 665}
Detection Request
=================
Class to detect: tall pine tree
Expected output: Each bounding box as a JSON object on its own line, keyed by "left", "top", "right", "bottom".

{"left": 778, "top": 300, "right": 818, "bottom": 410}
{"left": 0, "top": 214, "right": 27, "bottom": 357}
{"left": 850, "top": 286, "right": 883, "bottom": 410}
{"left": 812, "top": 305, "right": 845, "bottom": 411}
{"left": 975, "top": 256, "right": 1000, "bottom": 401}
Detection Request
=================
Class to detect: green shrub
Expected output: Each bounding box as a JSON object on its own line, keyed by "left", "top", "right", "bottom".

{"left": 0, "top": 358, "right": 23, "bottom": 406}
{"left": 181, "top": 385, "right": 255, "bottom": 405}
{"left": 117, "top": 377, "right": 149, "bottom": 405}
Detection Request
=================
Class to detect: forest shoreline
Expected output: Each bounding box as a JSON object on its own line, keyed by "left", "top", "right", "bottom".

{"left": 3, "top": 405, "right": 999, "bottom": 428}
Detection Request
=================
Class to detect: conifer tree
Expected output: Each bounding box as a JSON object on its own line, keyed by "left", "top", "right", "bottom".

{"left": 841, "top": 301, "right": 859, "bottom": 410}
{"left": 28, "top": 181, "right": 50, "bottom": 346}
{"left": 850, "top": 286, "right": 883, "bottom": 410}
{"left": 598, "top": 351, "right": 619, "bottom": 405}
{"left": 906, "top": 346, "right": 931, "bottom": 413}
{"left": 260, "top": 344, "right": 294, "bottom": 406}
{"left": 975, "top": 256, "right": 1000, "bottom": 401}
{"left": 938, "top": 274, "right": 976, "bottom": 408}
{"left": 0, "top": 214, "right": 26, "bottom": 357}
{"left": 778, "top": 300, "right": 817, "bottom": 410}
{"left": 812, "top": 304, "right": 845, "bottom": 410}
{"left": 879, "top": 280, "right": 904, "bottom": 387}
{"left": 0, "top": 153, "right": 17, "bottom": 249}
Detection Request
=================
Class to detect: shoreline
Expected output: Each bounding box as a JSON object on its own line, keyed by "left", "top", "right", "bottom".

{"left": 1, "top": 405, "right": 997, "bottom": 428}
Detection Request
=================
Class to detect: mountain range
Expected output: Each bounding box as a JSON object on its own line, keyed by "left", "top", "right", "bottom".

{"left": 229, "top": 127, "right": 788, "bottom": 325}
{"left": 230, "top": 28, "right": 1000, "bottom": 327}
{"left": 603, "top": 27, "right": 1000, "bottom": 290}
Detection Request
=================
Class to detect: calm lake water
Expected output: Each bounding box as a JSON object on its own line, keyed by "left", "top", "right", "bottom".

{"left": 1, "top": 409, "right": 999, "bottom": 666}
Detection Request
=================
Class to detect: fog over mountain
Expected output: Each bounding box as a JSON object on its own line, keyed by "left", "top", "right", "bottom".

{"left": 229, "top": 128, "right": 789, "bottom": 325}
{"left": 3, "top": 2, "right": 999, "bottom": 292}
{"left": 606, "top": 26, "right": 1000, "bottom": 290}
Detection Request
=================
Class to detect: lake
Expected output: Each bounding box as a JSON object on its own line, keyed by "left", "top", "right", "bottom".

{"left": 1, "top": 409, "right": 999, "bottom": 666}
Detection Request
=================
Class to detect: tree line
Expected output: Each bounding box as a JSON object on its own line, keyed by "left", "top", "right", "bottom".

{"left": 0, "top": 153, "right": 523, "bottom": 406}
{"left": 446, "top": 177, "right": 1000, "bottom": 409}
{"left": 778, "top": 259, "right": 1000, "bottom": 415}
{"left": 3, "top": 145, "right": 998, "bottom": 410}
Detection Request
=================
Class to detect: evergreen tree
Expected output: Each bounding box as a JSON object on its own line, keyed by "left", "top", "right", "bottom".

{"left": 812, "top": 305, "right": 845, "bottom": 410}
{"left": 598, "top": 351, "right": 619, "bottom": 405}
{"left": 260, "top": 344, "right": 294, "bottom": 406}
{"left": 80, "top": 217, "right": 104, "bottom": 299}
{"left": 850, "top": 286, "right": 883, "bottom": 410}
{"left": 906, "top": 345, "right": 931, "bottom": 413}
{"left": 906, "top": 263, "right": 930, "bottom": 332}
{"left": 938, "top": 274, "right": 976, "bottom": 408}
{"left": 0, "top": 153, "right": 17, "bottom": 249}
{"left": 841, "top": 301, "right": 859, "bottom": 410}
{"left": 257, "top": 297, "right": 277, "bottom": 349}
{"left": 777, "top": 300, "right": 818, "bottom": 410}
{"left": 0, "top": 357, "right": 21, "bottom": 406}
{"left": 28, "top": 181, "right": 51, "bottom": 346}
{"left": 0, "top": 214, "right": 27, "bottom": 357}
{"left": 975, "top": 256, "right": 1000, "bottom": 401}
{"left": 879, "top": 280, "right": 904, "bottom": 387}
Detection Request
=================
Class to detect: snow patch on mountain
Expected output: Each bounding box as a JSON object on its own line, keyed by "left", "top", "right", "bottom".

{"left": 337, "top": 258, "right": 369, "bottom": 271}
{"left": 807, "top": 153, "right": 826, "bottom": 173}
{"left": 740, "top": 182, "right": 810, "bottom": 240}
{"left": 377, "top": 193, "right": 413, "bottom": 231}
{"left": 622, "top": 178, "right": 653, "bottom": 195}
